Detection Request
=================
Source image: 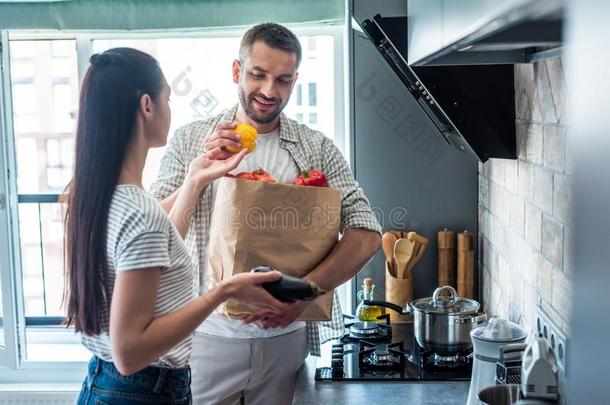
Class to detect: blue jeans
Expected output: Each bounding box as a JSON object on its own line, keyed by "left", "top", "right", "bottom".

{"left": 77, "top": 356, "right": 191, "bottom": 404}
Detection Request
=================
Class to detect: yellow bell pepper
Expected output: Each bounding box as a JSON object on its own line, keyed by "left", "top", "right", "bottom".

{"left": 224, "top": 123, "right": 257, "bottom": 154}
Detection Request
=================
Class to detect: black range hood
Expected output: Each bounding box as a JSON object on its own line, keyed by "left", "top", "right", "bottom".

{"left": 358, "top": 14, "right": 516, "bottom": 162}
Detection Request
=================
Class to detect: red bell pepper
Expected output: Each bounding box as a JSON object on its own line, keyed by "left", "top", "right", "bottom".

{"left": 292, "top": 169, "right": 329, "bottom": 187}
{"left": 226, "top": 169, "right": 277, "bottom": 183}
{"left": 251, "top": 168, "right": 277, "bottom": 184}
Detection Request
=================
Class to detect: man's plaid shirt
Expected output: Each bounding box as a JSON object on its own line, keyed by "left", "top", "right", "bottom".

{"left": 150, "top": 105, "right": 381, "bottom": 356}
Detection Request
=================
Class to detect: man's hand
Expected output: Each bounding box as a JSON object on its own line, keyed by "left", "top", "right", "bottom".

{"left": 204, "top": 122, "right": 241, "bottom": 160}
{"left": 220, "top": 271, "right": 289, "bottom": 314}
{"left": 256, "top": 301, "right": 308, "bottom": 329}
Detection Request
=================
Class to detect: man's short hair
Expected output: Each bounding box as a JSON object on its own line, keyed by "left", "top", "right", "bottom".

{"left": 239, "top": 22, "right": 302, "bottom": 67}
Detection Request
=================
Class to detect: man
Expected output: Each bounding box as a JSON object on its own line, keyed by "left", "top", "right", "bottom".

{"left": 151, "top": 23, "right": 381, "bottom": 404}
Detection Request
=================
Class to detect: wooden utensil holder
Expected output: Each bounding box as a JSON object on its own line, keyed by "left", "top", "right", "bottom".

{"left": 385, "top": 262, "right": 413, "bottom": 323}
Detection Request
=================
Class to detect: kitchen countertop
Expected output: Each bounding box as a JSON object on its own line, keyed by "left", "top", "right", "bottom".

{"left": 294, "top": 355, "right": 470, "bottom": 405}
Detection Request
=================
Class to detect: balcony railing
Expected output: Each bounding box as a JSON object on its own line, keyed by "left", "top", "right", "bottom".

{"left": 18, "top": 193, "right": 66, "bottom": 326}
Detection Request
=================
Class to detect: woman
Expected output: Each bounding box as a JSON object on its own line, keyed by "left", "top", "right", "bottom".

{"left": 65, "top": 47, "right": 286, "bottom": 404}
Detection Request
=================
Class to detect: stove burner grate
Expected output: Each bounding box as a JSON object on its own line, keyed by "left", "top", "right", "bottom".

{"left": 349, "top": 321, "right": 381, "bottom": 337}
{"left": 359, "top": 340, "right": 406, "bottom": 371}
{"left": 421, "top": 349, "right": 473, "bottom": 371}
{"left": 433, "top": 353, "right": 460, "bottom": 363}
{"left": 343, "top": 314, "right": 392, "bottom": 342}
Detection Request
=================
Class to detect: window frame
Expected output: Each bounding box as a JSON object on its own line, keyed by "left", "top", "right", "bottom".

{"left": 0, "top": 22, "right": 348, "bottom": 381}
{"left": 0, "top": 30, "right": 23, "bottom": 370}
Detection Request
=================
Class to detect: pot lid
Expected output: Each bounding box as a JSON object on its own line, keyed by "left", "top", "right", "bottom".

{"left": 471, "top": 317, "right": 528, "bottom": 342}
{"left": 410, "top": 286, "right": 480, "bottom": 314}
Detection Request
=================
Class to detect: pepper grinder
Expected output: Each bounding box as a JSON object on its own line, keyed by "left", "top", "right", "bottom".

{"left": 457, "top": 230, "right": 474, "bottom": 298}
{"left": 438, "top": 228, "right": 455, "bottom": 288}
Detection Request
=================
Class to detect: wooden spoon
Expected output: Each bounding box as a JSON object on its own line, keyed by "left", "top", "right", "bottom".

{"left": 389, "top": 230, "right": 402, "bottom": 239}
{"left": 382, "top": 232, "right": 398, "bottom": 276}
{"left": 394, "top": 238, "right": 416, "bottom": 279}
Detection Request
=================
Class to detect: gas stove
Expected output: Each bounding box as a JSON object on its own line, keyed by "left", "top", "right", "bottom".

{"left": 315, "top": 315, "right": 473, "bottom": 382}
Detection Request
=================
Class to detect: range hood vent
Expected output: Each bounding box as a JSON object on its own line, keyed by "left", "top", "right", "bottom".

{"left": 358, "top": 14, "right": 516, "bottom": 162}
{"left": 408, "top": 0, "right": 564, "bottom": 66}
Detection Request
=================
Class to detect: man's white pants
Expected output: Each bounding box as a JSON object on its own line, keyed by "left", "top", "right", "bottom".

{"left": 190, "top": 328, "right": 308, "bottom": 405}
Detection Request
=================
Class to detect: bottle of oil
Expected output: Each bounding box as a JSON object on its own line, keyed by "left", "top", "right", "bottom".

{"left": 355, "top": 277, "right": 383, "bottom": 321}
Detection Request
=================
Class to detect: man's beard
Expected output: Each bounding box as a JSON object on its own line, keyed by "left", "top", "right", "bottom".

{"left": 238, "top": 87, "right": 285, "bottom": 124}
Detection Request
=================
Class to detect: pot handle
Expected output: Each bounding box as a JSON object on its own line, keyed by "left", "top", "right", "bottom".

{"left": 456, "top": 313, "right": 488, "bottom": 324}
{"left": 432, "top": 285, "right": 458, "bottom": 306}
{"left": 364, "top": 300, "right": 409, "bottom": 315}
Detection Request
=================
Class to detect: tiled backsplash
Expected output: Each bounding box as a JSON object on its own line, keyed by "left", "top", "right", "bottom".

{"left": 478, "top": 59, "right": 572, "bottom": 335}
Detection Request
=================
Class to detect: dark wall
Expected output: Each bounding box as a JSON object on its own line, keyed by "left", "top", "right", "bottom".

{"left": 349, "top": 0, "right": 479, "bottom": 303}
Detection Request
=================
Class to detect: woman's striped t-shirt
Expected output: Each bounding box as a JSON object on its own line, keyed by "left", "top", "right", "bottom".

{"left": 80, "top": 184, "right": 195, "bottom": 368}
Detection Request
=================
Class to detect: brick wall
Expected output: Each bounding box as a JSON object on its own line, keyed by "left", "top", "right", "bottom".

{"left": 478, "top": 59, "right": 572, "bottom": 334}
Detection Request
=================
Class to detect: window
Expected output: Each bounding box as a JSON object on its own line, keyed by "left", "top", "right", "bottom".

{"left": 10, "top": 39, "right": 78, "bottom": 194}
{"left": 295, "top": 83, "right": 302, "bottom": 106}
{"left": 0, "top": 26, "right": 344, "bottom": 373}
{"left": 283, "top": 35, "right": 334, "bottom": 134}
{"left": 50, "top": 40, "right": 72, "bottom": 57}
{"left": 9, "top": 60, "right": 34, "bottom": 82}
{"left": 308, "top": 82, "right": 317, "bottom": 106}
{"left": 307, "top": 36, "right": 316, "bottom": 51}
{"left": 12, "top": 84, "right": 36, "bottom": 114}
{"left": 4, "top": 38, "right": 82, "bottom": 364}
{"left": 45, "top": 137, "right": 73, "bottom": 190}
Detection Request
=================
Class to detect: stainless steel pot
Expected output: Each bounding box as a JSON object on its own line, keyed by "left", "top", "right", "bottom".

{"left": 366, "top": 285, "right": 487, "bottom": 355}
{"left": 411, "top": 286, "right": 487, "bottom": 354}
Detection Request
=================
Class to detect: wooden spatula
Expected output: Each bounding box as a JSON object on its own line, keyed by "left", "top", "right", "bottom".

{"left": 405, "top": 232, "right": 430, "bottom": 277}
{"left": 394, "top": 238, "right": 416, "bottom": 279}
{"left": 382, "top": 232, "right": 398, "bottom": 276}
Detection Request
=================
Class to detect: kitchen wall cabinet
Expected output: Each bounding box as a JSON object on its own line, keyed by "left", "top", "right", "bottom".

{"left": 407, "top": 0, "right": 443, "bottom": 66}
{"left": 407, "top": 0, "right": 560, "bottom": 65}
{"left": 408, "top": 0, "right": 528, "bottom": 64}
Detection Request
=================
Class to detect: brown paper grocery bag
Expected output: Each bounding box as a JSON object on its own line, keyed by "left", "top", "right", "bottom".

{"left": 207, "top": 177, "right": 341, "bottom": 320}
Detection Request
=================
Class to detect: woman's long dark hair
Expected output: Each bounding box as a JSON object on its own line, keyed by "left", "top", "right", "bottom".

{"left": 64, "top": 48, "right": 164, "bottom": 335}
